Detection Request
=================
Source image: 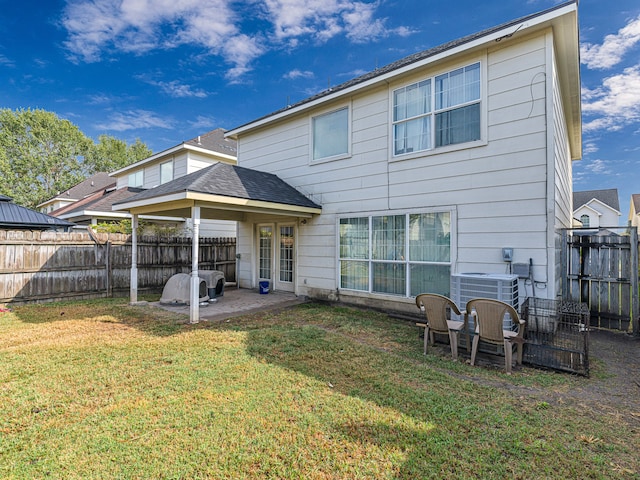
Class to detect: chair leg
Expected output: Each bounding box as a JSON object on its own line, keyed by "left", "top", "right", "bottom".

{"left": 516, "top": 342, "right": 523, "bottom": 365}
{"left": 504, "top": 339, "right": 513, "bottom": 375}
{"left": 423, "top": 326, "right": 430, "bottom": 355}
{"left": 470, "top": 335, "right": 479, "bottom": 366}
{"left": 448, "top": 330, "right": 459, "bottom": 360}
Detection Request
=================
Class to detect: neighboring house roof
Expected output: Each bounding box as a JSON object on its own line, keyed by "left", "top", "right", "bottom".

{"left": 226, "top": 1, "right": 580, "bottom": 159}
{"left": 114, "top": 163, "right": 321, "bottom": 210}
{"left": 573, "top": 189, "right": 620, "bottom": 212}
{"left": 111, "top": 128, "right": 237, "bottom": 177}
{"left": 51, "top": 186, "right": 145, "bottom": 221}
{"left": 631, "top": 194, "right": 640, "bottom": 214}
{"left": 37, "top": 172, "right": 115, "bottom": 208}
{"left": 0, "top": 195, "right": 75, "bottom": 230}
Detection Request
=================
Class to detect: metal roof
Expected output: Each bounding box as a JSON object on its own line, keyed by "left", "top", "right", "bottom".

{"left": 0, "top": 196, "right": 75, "bottom": 230}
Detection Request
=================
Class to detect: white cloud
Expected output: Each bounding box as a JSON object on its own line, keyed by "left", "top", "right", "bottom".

{"left": 189, "top": 115, "right": 217, "bottom": 130}
{"left": 95, "top": 110, "right": 173, "bottom": 131}
{"left": 262, "top": 0, "right": 411, "bottom": 44}
{"left": 0, "top": 54, "right": 15, "bottom": 67}
{"left": 581, "top": 14, "right": 640, "bottom": 70}
{"left": 583, "top": 141, "right": 599, "bottom": 155}
{"left": 582, "top": 66, "right": 640, "bottom": 132}
{"left": 61, "top": 0, "right": 412, "bottom": 80}
{"left": 149, "top": 80, "right": 208, "bottom": 98}
{"left": 62, "top": 0, "right": 260, "bottom": 79}
{"left": 283, "top": 69, "right": 314, "bottom": 80}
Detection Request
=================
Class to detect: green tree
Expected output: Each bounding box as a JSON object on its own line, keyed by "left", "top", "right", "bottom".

{"left": 0, "top": 108, "right": 153, "bottom": 209}
{"left": 86, "top": 134, "right": 152, "bottom": 173}
{"left": 0, "top": 108, "right": 92, "bottom": 208}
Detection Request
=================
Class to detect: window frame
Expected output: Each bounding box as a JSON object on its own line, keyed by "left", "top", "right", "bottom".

{"left": 309, "top": 105, "right": 351, "bottom": 163}
{"left": 338, "top": 208, "right": 456, "bottom": 298}
{"left": 160, "top": 159, "right": 174, "bottom": 185}
{"left": 128, "top": 170, "right": 144, "bottom": 188}
{"left": 390, "top": 58, "right": 486, "bottom": 160}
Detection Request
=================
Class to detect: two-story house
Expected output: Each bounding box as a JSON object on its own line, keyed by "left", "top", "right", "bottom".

{"left": 224, "top": 1, "right": 580, "bottom": 314}
{"left": 116, "top": 1, "right": 581, "bottom": 321}
{"left": 38, "top": 172, "right": 114, "bottom": 214}
{"left": 573, "top": 189, "right": 621, "bottom": 230}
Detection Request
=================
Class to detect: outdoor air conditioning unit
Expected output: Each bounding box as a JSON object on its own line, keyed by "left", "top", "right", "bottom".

{"left": 450, "top": 273, "right": 519, "bottom": 330}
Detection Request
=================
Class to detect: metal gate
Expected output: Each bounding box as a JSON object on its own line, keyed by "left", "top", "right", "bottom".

{"left": 561, "top": 227, "right": 639, "bottom": 335}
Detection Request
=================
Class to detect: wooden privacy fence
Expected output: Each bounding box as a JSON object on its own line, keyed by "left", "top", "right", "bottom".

{"left": 562, "top": 227, "right": 639, "bottom": 335}
{"left": 0, "top": 230, "right": 236, "bottom": 304}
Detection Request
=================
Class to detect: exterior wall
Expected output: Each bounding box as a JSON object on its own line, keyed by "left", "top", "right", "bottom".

{"left": 237, "top": 30, "right": 567, "bottom": 309}
{"left": 551, "top": 36, "right": 574, "bottom": 299}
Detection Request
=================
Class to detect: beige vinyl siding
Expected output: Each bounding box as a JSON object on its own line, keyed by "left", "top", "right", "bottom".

{"left": 238, "top": 30, "right": 559, "bottom": 300}
{"left": 551, "top": 40, "right": 574, "bottom": 298}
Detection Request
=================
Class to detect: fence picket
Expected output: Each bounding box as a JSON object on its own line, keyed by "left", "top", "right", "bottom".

{"left": 0, "top": 230, "right": 236, "bottom": 304}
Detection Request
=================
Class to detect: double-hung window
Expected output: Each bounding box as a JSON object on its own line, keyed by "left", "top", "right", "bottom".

{"left": 160, "top": 160, "right": 173, "bottom": 185}
{"left": 339, "top": 211, "right": 451, "bottom": 297}
{"left": 393, "top": 62, "right": 481, "bottom": 156}
{"left": 312, "top": 107, "right": 349, "bottom": 161}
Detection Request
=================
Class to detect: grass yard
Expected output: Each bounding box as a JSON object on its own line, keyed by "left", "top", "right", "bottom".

{"left": 0, "top": 298, "right": 638, "bottom": 479}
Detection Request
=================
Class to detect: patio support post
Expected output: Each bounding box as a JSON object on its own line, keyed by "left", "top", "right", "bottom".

{"left": 189, "top": 206, "right": 201, "bottom": 324}
{"left": 130, "top": 213, "right": 138, "bottom": 304}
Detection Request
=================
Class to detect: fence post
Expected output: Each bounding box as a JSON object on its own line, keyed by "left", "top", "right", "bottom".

{"left": 631, "top": 227, "right": 639, "bottom": 336}
{"left": 561, "top": 229, "right": 568, "bottom": 300}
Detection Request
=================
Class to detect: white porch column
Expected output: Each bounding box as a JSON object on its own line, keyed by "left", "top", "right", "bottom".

{"left": 189, "top": 206, "right": 201, "bottom": 324}
{"left": 130, "top": 213, "right": 138, "bottom": 304}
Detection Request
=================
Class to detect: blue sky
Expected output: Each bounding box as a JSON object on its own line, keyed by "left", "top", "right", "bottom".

{"left": 1, "top": 0, "right": 639, "bottom": 224}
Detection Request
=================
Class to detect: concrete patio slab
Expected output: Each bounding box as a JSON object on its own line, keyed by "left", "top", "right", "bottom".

{"left": 150, "top": 287, "right": 308, "bottom": 322}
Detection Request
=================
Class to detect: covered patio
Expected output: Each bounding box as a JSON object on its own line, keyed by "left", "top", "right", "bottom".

{"left": 113, "top": 162, "right": 321, "bottom": 324}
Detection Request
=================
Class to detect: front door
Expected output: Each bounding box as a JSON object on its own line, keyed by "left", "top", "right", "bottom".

{"left": 257, "top": 224, "right": 296, "bottom": 293}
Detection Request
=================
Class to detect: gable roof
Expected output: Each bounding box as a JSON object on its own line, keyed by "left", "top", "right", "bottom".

{"left": 0, "top": 195, "right": 75, "bottom": 230}
{"left": 51, "top": 186, "right": 144, "bottom": 220}
{"left": 226, "top": 1, "right": 580, "bottom": 159}
{"left": 37, "top": 172, "right": 115, "bottom": 208}
{"left": 111, "top": 128, "right": 237, "bottom": 177}
{"left": 632, "top": 194, "right": 640, "bottom": 214}
{"left": 114, "top": 162, "right": 321, "bottom": 211}
{"left": 573, "top": 189, "right": 620, "bottom": 212}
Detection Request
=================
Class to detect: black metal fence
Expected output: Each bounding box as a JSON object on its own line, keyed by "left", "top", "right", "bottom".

{"left": 521, "top": 297, "right": 590, "bottom": 376}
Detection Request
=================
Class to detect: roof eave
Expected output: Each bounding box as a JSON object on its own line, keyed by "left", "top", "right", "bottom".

{"left": 113, "top": 191, "right": 322, "bottom": 217}
{"left": 109, "top": 144, "right": 237, "bottom": 177}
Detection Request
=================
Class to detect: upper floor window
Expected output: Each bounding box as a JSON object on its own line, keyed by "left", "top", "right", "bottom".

{"left": 393, "top": 62, "right": 481, "bottom": 156}
{"left": 160, "top": 160, "right": 173, "bottom": 185}
{"left": 580, "top": 214, "right": 590, "bottom": 228}
{"left": 128, "top": 170, "right": 143, "bottom": 187}
{"left": 312, "top": 107, "right": 349, "bottom": 161}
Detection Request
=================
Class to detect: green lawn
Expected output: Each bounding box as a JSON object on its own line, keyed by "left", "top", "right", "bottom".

{"left": 0, "top": 298, "right": 638, "bottom": 479}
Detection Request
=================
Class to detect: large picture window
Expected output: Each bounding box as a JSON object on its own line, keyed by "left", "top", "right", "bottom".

{"left": 339, "top": 212, "right": 451, "bottom": 297}
{"left": 393, "top": 62, "right": 481, "bottom": 156}
{"left": 312, "top": 107, "right": 349, "bottom": 161}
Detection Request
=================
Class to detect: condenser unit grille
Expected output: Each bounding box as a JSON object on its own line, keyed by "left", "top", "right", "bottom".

{"left": 451, "top": 273, "right": 519, "bottom": 329}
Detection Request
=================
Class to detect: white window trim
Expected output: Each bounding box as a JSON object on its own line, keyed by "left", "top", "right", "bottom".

{"left": 309, "top": 103, "right": 352, "bottom": 165}
{"left": 336, "top": 206, "right": 457, "bottom": 298}
{"left": 389, "top": 56, "right": 487, "bottom": 162}
{"left": 128, "top": 170, "right": 144, "bottom": 188}
{"left": 160, "top": 159, "right": 174, "bottom": 185}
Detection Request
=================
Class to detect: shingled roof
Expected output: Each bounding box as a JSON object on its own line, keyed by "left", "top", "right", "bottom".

{"left": 229, "top": 1, "right": 578, "bottom": 134}
{"left": 113, "top": 162, "right": 321, "bottom": 210}
{"left": 573, "top": 189, "right": 620, "bottom": 212}
{"left": 0, "top": 195, "right": 75, "bottom": 230}
{"left": 51, "top": 186, "right": 144, "bottom": 219}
